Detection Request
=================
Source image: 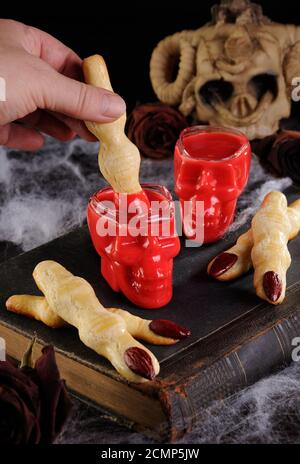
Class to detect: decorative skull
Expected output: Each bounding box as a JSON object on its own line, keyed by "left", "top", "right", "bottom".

{"left": 87, "top": 185, "right": 180, "bottom": 309}
{"left": 150, "top": 0, "right": 300, "bottom": 139}
{"left": 174, "top": 126, "right": 251, "bottom": 243}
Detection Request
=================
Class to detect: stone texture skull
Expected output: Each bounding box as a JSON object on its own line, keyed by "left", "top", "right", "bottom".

{"left": 150, "top": 0, "right": 300, "bottom": 139}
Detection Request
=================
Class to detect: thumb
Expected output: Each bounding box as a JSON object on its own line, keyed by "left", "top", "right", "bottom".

{"left": 39, "top": 68, "right": 126, "bottom": 122}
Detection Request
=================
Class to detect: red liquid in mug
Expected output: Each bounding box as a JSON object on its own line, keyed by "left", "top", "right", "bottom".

{"left": 87, "top": 185, "right": 180, "bottom": 309}
{"left": 182, "top": 132, "right": 245, "bottom": 160}
{"left": 174, "top": 126, "right": 251, "bottom": 243}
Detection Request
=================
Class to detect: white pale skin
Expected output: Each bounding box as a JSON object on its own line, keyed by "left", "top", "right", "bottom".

{"left": 251, "top": 192, "right": 291, "bottom": 304}
{"left": 6, "top": 297, "right": 178, "bottom": 346}
{"left": 208, "top": 197, "right": 300, "bottom": 282}
{"left": 107, "top": 308, "right": 178, "bottom": 345}
{"left": 30, "top": 261, "right": 160, "bottom": 383}
{"left": 6, "top": 295, "right": 67, "bottom": 328}
{"left": 82, "top": 55, "right": 142, "bottom": 194}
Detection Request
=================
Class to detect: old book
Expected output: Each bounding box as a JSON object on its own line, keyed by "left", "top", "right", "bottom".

{"left": 0, "top": 186, "right": 300, "bottom": 442}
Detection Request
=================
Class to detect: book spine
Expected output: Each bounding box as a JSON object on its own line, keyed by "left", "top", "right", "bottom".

{"left": 159, "top": 310, "right": 300, "bottom": 442}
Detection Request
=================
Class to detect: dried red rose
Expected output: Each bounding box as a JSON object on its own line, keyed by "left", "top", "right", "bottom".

{"left": 126, "top": 103, "right": 188, "bottom": 159}
{"left": 252, "top": 130, "right": 300, "bottom": 184}
{"left": 0, "top": 345, "right": 72, "bottom": 444}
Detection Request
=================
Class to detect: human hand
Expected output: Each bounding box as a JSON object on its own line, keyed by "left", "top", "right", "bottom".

{"left": 0, "top": 19, "right": 126, "bottom": 150}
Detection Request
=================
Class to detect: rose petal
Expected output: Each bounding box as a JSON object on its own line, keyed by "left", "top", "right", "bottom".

{"left": 126, "top": 102, "right": 188, "bottom": 159}
{"left": 0, "top": 385, "right": 41, "bottom": 444}
{"left": 252, "top": 130, "right": 300, "bottom": 184}
{"left": 34, "top": 346, "right": 72, "bottom": 443}
{"left": 0, "top": 361, "right": 41, "bottom": 421}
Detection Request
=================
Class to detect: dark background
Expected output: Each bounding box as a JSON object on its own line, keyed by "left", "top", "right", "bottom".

{"left": 2, "top": 0, "right": 300, "bottom": 111}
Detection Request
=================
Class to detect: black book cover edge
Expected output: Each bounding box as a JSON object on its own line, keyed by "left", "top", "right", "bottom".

{"left": 0, "top": 247, "right": 300, "bottom": 441}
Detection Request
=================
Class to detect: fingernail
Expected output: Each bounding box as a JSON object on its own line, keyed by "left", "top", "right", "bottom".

{"left": 124, "top": 347, "right": 155, "bottom": 380}
{"left": 209, "top": 252, "right": 238, "bottom": 278}
{"left": 101, "top": 92, "right": 126, "bottom": 118}
{"left": 263, "top": 271, "right": 282, "bottom": 302}
{"left": 149, "top": 320, "right": 191, "bottom": 340}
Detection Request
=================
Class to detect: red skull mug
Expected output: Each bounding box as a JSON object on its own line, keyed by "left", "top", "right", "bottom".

{"left": 174, "top": 126, "right": 251, "bottom": 243}
{"left": 83, "top": 58, "right": 250, "bottom": 309}
{"left": 87, "top": 184, "right": 180, "bottom": 309}
{"left": 82, "top": 56, "right": 181, "bottom": 310}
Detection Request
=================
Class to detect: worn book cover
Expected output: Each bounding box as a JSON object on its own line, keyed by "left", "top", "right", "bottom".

{"left": 0, "top": 185, "right": 299, "bottom": 441}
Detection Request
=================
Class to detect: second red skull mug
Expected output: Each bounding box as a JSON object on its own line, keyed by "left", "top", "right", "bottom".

{"left": 174, "top": 126, "right": 251, "bottom": 243}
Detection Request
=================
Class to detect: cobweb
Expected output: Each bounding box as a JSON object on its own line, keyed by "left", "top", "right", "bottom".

{"left": 0, "top": 136, "right": 299, "bottom": 444}
{"left": 56, "top": 360, "right": 300, "bottom": 444}
{"left": 0, "top": 137, "right": 175, "bottom": 251}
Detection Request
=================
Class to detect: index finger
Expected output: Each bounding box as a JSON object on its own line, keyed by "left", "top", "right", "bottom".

{"left": 26, "top": 24, "right": 83, "bottom": 79}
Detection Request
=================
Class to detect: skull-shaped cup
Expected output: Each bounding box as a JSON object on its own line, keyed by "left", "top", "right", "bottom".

{"left": 87, "top": 184, "right": 180, "bottom": 309}
{"left": 174, "top": 126, "right": 251, "bottom": 243}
